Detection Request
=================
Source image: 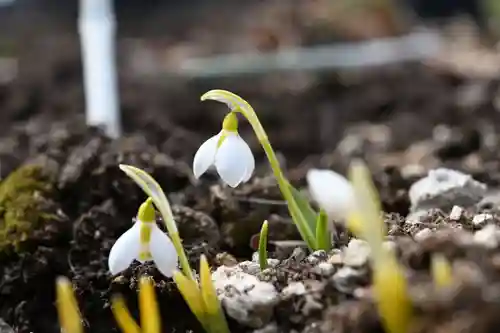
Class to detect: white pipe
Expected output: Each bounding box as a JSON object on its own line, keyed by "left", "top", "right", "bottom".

{"left": 78, "top": 0, "right": 121, "bottom": 138}
{"left": 178, "top": 31, "right": 443, "bottom": 78}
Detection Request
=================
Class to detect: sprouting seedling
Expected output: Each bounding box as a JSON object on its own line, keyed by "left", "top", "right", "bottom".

{"left": 119, "top": 164, "right": 194, "bottom": 281}
{"left": 430, "top": 253, "right": 453, "bottom": 288}
{"left": 56, "top": 277, "right": 83, "bottom": 333}
{"left": 258, "top": 220, "right": 269, "bottom": 270}
{"left": 108, "top": 197, "right": 179, "bottom": 278}
{"left": 118, "top": 165, "right": 229, "bottom": 333}
{"left": 315, "top": 210, "right": 331, "bottom": 251}
{"left": 173, "top": 255, "right": 230, "bottom": 333}
{"left": 78, "top": 0, "right": 121, "bottom": 138}
{"left": 197, "top": 90, "right": 320, "bottom": 249}
{"left": 111, "top": 276, "right": 161, "bottom": 333}
{"left": 348, "top": 159, "right": 412, "bottom": 333}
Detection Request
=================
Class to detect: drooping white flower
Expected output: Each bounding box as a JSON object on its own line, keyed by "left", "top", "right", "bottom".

{"left": 306, "top": 168, "right": 357, "bottom": 222}
{"left": 108, "top": 198, "right": 178, "bottom": 277}
{"left": 193, "top": 112, "right": 255, "bottom": 187}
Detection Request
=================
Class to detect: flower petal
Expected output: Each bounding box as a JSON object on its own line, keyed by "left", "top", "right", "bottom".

{"left": 306, "top": 169, "right": 357, "bottom": 221}
{"left": 193, "top": 133, "right": 221, "bottom": 179}
{"left": 108, "top": 222, "right": 141, "bottom": 275}
{"left": 215, "top": 134, "right": 253, "bottom": 187}
{"left": 149, "top": 224, "right": 179, "bottom": 278}
{"left": 241, "top": 140, "right": 255, "bottom": 183}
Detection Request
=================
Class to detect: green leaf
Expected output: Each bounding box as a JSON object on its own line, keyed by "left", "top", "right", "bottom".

{"left": 315, "top": 210, "right": 331, "bottom": 251}
{"left": 287, "top": 183, "right": 317, "bottom": 232}
{"left": 258, "top": 220, "right": 269, "bottom": 270}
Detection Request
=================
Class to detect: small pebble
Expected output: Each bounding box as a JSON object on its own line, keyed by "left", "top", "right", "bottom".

{"left": 281, "top": 282, "right": 307, "bottom": 298}
{"left": 449, "top": 205, "right": 464, "bottom": 220}
{"left": 474, "top": 224, "right": 500, "bottom": 249}
{"left": 342, "top": 239, "right": 371, "bottom": 267}
{"left": 315, "top": 262, "right": 335, "bottom": 276}
{"left": 414, "top": 228, "right": 433, "bottom": 242}
{"left": 472, "top": 213, "right": 494, "bottom": 227}
{"left": 306, "top": 250, "right": 328, "bottom": 265}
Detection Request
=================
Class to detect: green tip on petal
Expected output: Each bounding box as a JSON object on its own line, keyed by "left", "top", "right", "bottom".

{"left": 138, "top": 197, "right": 156, "bottom": 223}
{"left": 222, "top": 112, "right": 238, "bottom": 132}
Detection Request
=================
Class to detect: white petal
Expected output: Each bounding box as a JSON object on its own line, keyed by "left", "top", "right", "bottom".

{"left": 193, "top": 132, "right": 221, "bottom": 179}
{"left": 306, "top": 169, "right": 357, "bottom": 221}
{"left": 149, "top": 224, "right": 179, "bottom": 278}
{"left": 108, "top": 222, "right": 141, "bottom": 275}
{"left": 241, "top": 140, "right": 255, "bottom": 183}
{"left": 215, "top": 134, "right": 253, "bottom": 187}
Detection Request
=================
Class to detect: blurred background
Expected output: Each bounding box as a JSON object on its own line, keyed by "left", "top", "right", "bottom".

{"left": 0, "top": 0, "right": 499, "bottom": 171}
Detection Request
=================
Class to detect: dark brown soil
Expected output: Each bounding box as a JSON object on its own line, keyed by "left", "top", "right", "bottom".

{"left": 1, "top": 37, "right": 500, "bottom": 333}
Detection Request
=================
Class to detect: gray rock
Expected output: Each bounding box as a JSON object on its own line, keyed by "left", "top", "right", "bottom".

{"left": 313, "top": 262, "right": 335, "bottom": 276}
{"left": 0, "top": 319, "right": 13, "bottom": 333}
{"left": 251, "top": 322, "right": 278, "bottom": 333}
{"left": 238, "top": 260, "right": 261, "bottom": 275}
{"left": 212, "top": 265, "right": 279, "bottom": 328}
{"left": 281, "top": 282, "right": 307, "bottom": 298}
{"left": 332, "top": 266, "right": 366, "bottom": 294}
{"left": 342, "top": 239, "right": 371, "bottom": 267}
{"left": 408, "top": 168, "right": 487, "bottom": 212}
{"left": 449, "top": 205, "right": 464, "bottom": 221}
{"left": 474, "top": 224, "right": 500, "bottom": 249}
{"left": 472, "top": 213, "right": 494, "bottom": 227}
{"left": 414, "top": 228, "right": 433, "bottom": 242}
{"left": 306, "top": 250, "right": 328, "bottom": 265}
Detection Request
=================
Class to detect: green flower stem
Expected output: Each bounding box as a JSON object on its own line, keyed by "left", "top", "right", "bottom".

{"left": 169, "top": 232, "right": 195, "bottom": 281}
{"left": 201, "top": 90, "right": 316, "bottom": 249}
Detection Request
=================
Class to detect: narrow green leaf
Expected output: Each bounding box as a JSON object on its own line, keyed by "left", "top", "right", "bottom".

{"left": 287, "top": 183, "right": 317, "bottom": 231}
{"left": 258, "top": 220, "right": 269, "bottom": 270}
{"left": 315, "top": 210, "right": 331, "bottom": 251}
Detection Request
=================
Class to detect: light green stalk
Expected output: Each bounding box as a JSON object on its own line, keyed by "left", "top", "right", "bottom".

{"left": 201, "top": 90, "right": 316, "bottom": 249}
{"left": 315, "top": 210, "right": 331, "bottom": 251}
{"left": 258, "top": 220, "right": 269, "bottom": 270}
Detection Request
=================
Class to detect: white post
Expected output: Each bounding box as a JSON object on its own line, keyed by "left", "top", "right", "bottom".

{"left": 78, "top": 0, "right": 121, "bottom": 138}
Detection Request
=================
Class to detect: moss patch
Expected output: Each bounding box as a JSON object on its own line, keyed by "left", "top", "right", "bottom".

{"left": 0, "top": 164, "right": 59, "bottom": 252}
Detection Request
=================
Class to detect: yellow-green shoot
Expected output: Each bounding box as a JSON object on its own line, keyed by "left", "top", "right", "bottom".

{"left": 111, "top": 276, "right": 161, "bottom": 333}
{"left": 258, "top": 220, "right": 269, "bottom": 270}
{"left": 430, "top": 253, "right": 453, "bottom": 288}
{"left": 348, "top": 159, "right": 412, "bottom": 333}
{"left": 200, "top": 90, "right": 325, "bottom": 250}
{"left": 119, "top": 165, "right": 229, "bottom": 333}
{"left": 56, "top": 277, "right": 83, "bottom": 333}
{"left": 173, "top": 255, "right": 230, "bottom": 333}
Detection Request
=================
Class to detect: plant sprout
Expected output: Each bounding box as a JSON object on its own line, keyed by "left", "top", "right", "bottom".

{"left": 258, "top": 220, "right": 269, "bottom": 270}
{"left": 78, "top": 0, "right": 121, "bottom": 138}
{"left": 108, "top": 197, "right": 178, "bottom": 278}
{"left": 198, "top": 90, "right": 322, "bottom": 250}
{"left": 119, "top": 165, "right": 229, "bottom": 333}
{"left": 431, "top": 253, "right": 453, "bottom": 288}
{"left": 348, "top": 159, "right": 412, "bottom": 333}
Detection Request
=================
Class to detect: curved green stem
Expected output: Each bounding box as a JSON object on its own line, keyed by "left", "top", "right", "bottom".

{"left": 201, "top": 90, "right": 316, "bottom": 249}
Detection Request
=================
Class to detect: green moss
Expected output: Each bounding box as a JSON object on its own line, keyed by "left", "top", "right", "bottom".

{"left": 0, "top": 164, "right": 56, "bottom": 252}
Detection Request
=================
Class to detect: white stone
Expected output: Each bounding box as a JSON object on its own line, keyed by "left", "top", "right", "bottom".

{"left": 212, "top": 265, "right": 279, "bottom": 328}
{"left": 474, "top": 224, "right": 500, "bottom": 249}
{"left": 449, "top": 205, "right": 464, "bottom": 220}
{"left": 472, "top": 213, "right": 494, "bottom": 226}
{"left": 342, "top": 239, "right": 371, "bottom": 267}
{"left": 414, "top": 228, "right": 433, "bottom": 242}
{"left": 281, "top": 282, "right": 307, "bottom": 298}
{"left": 408, "top": 168, "right": 487, "bottom": 212}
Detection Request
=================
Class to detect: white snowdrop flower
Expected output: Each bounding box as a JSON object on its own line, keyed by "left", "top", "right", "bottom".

{"left": 306, "top": 168, "right": 357, "bottom": 222}
{"left": 193, "top": 112, "right": 255, "bottom": 187}
{"left": 108, "top": 198, "right": 178, "bottom": 277}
